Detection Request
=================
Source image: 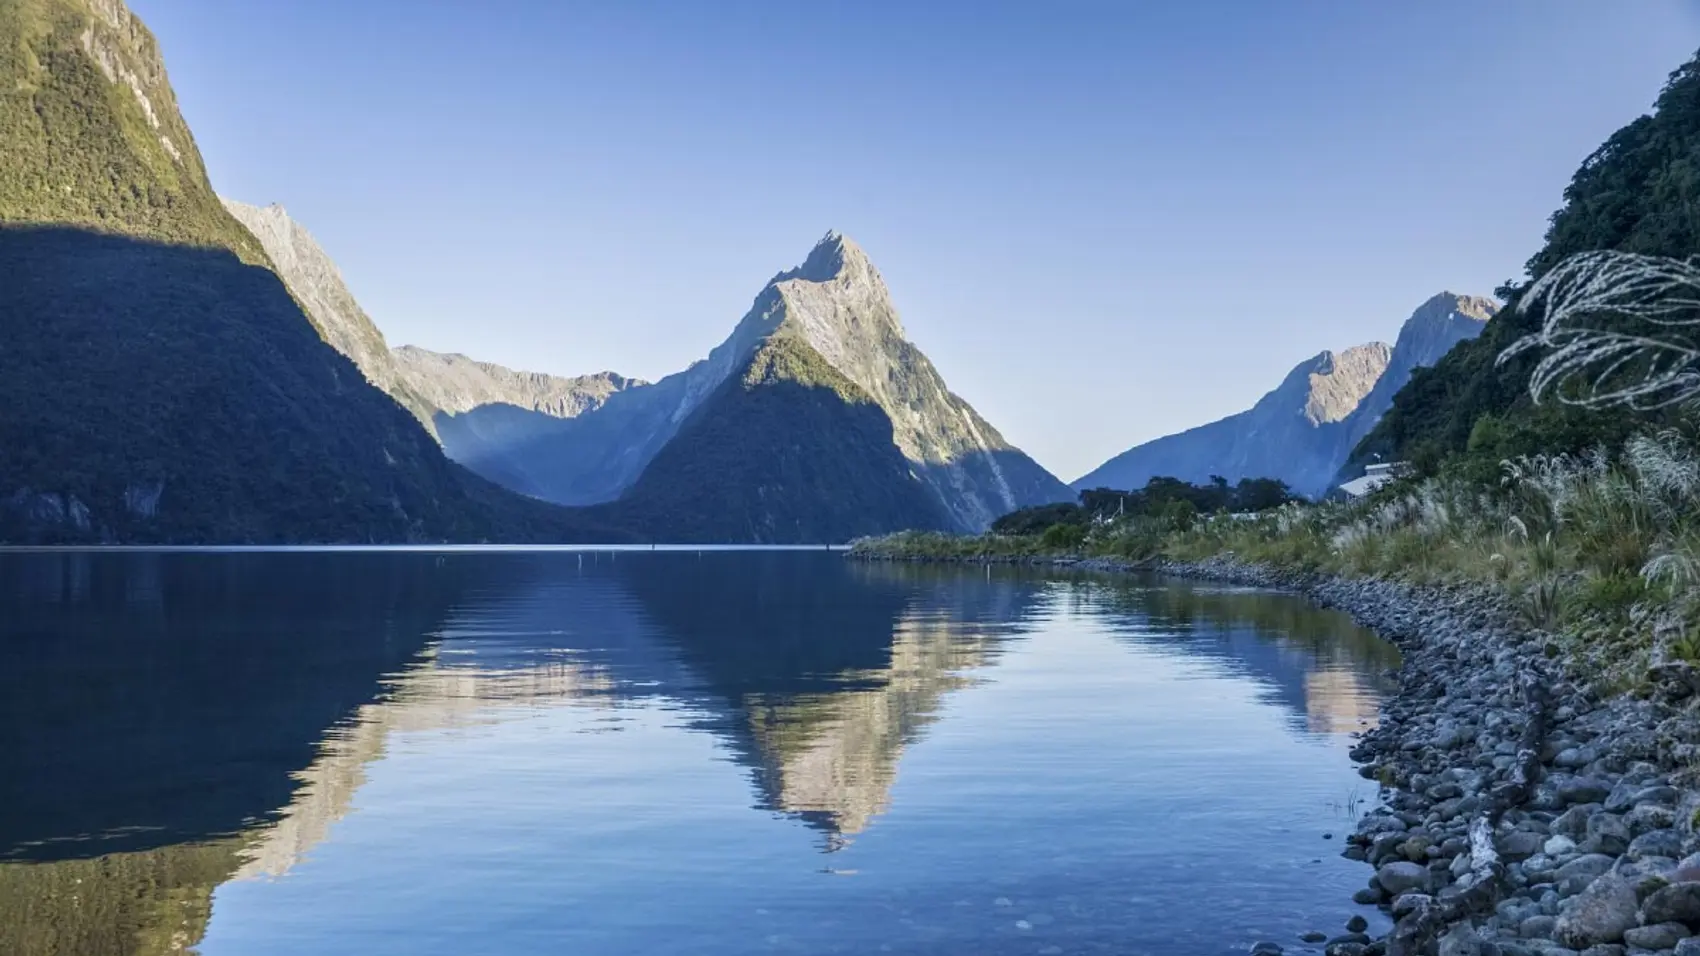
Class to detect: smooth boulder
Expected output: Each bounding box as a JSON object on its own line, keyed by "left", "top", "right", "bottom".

{"left": 1554, "top": 873, "right": 1640, "bottom": 947}
{"left": 1377, "top": 861, "right": 1430, "bottom": 897}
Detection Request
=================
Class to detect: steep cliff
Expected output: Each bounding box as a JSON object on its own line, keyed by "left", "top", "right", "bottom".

{"left": 219, "top": 198, "right": 436, "bottom": 427}
{"left": 1074, "top": 293, "right": 1494, "bottom": 498}
{"left": 0, "top": 0, "right": 617, "bottom": 542}
{"left": 1074, "top": 343, "right": 1393, "bottom": 498}
{"left": 591, "top": 334, "right": 954, "bottom": 543}
{"left": 455, "top": 232, "right": 1071, "bottom": 532}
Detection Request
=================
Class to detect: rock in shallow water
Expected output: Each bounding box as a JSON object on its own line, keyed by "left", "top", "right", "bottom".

{"left": 1378, "top": 860, "right": 1430, "bottom": 896}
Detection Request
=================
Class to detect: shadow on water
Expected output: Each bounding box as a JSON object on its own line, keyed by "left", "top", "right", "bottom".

{"left": 0, "top": 550, "right": 514, "bottom": 955}
{"left": 0, "top": 551, "right": 1396, "bottom": 955}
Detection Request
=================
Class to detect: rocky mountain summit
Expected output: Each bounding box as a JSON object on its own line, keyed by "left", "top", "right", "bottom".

{"left": 1346, "top": 293, "right": 1500, "bottom": 449}
{"left": 443, "top": 232, "right": 1071, "bottom": 533}
{"left": 1075, "top": 293, "right": 1496, "bottom": 498}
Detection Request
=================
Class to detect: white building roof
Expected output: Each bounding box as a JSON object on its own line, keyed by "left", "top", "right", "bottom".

{"left": 1337, "top": 472, "right": 1396, "bottom": 499}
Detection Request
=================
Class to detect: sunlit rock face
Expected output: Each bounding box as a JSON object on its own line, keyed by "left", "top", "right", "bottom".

{"left": 1074, "top": 293, "right": 1496, "bottom": 498}
{"left": 220, "top": 199, "right": 641, "bottom": 443}
{"left": 219, "top": 198, "right": 433, "bottom": 422}
{"left": 409, "top": 232, "right": 1072, "bottom": 530}
{"left": 391, "top": 346, "right": 640, "bottom": 420}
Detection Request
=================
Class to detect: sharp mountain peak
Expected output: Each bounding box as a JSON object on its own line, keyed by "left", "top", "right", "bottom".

{"left": 772, "top": 230, "right": 878, "bottom": 284}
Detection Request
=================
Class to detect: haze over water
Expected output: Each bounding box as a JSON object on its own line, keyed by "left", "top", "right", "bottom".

{"left": 0, "top": 550, "right": 1398, "bottom": 955}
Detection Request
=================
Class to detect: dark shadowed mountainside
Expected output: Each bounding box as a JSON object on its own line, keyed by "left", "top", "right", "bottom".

{"left": 589, "top": 334, "right": 953, "bottom": 543}
{"left": 0, "top": 0, "right": 624, "bottom": 543}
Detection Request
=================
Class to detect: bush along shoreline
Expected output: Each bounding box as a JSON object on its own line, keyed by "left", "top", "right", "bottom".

{"left": 849, "top": 542, "right": 1700, "bottom": 954}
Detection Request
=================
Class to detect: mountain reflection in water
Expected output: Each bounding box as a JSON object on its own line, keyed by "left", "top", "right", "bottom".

{"left": 0, "top": 551, "right": 1396, "bottom": 956}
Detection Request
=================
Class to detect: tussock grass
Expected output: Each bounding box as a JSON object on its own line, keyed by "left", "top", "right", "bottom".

{"left": 856, "top": 428, "right": 1700, "bottom": 690}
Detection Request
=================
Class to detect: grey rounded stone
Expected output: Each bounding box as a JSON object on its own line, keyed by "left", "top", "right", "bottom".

{"left": 1642, "top": 881, "right": 1700, "bottom": 925}
{"left": 1623, "top": 922, "right": 1690, "bottom": 950}
{"left": 1377, "top": 860, "right": 1430, "bottom": 897}
{"left": 1554, "top": 805, "right": 1602, "bottom": 839}
{"left": 1583, "top": 814, "right": 1633, "bottom": 856}
{"left": 1520, "top": 914, "right": 1558, "bottom": 938}
{"left": 1627, "top": 803, "right": 1679, "bottom": 836}
{"left": 1633, "top": 786, "right": 1680, "bottom": 807}
{"left": 1557, "top": 854, "right": 1619, "bottom": 885}
{"left": 1554, "top": 873, "right": 1639, "bottom": 947}
{"left": 1561, "top": 778, "right": 1614, "bottom": 804}
{"left": 1629, "top": 829, "right": 1685, "bottom": 862}
{"left": 1392, "top": 893, "right": 1434, "bottom": 919}
{"left": 1502, "top": 830, "right": 1549, "bottom": 861}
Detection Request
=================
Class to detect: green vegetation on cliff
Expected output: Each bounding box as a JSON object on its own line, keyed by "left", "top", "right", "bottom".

{"left": 0, "top": 0, "right": 631, "bottom": 543}
{"left": 0, "top": 0, "right": 264, "bottom": 260}
{"left": 862, "top": 46, "right": 1700, "bottom": 694}
{"left": 1360, "top": 51, "right": 1700, "bottom": 475}
{"left": 593, "top": 334, "right": 953, "bottom": 543}
{"left": 862, "top": 428, "right": 1700, "bottom": 692}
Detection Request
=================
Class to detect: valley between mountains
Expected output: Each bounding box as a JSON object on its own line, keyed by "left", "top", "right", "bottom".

{"left": 0, "top": 0, "right": 1496, "bottom": 545}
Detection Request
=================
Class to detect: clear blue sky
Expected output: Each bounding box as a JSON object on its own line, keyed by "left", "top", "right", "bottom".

{"left": 131, "top": 0, "right": 1700, "bottom": 481}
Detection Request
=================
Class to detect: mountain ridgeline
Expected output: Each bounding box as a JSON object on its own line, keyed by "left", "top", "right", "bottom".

{"left": 229, "top": 210, "right": 1071, "bottom": 540}
{"left": 405, "top": 232, "right": 1073, "bottom": 534}
{"left": 1074, "top": 293, "right": 1496, "bottom": 498}
{"left": 0, "top": 0, "right": 1064, "bottom": 543}
{"left": 0, "top": 0, "right": 638, "bottom": 544}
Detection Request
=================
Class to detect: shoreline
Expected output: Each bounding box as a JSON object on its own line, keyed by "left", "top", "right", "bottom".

{"left": 851, "top": 548, "right": 1700, "bottom": 956}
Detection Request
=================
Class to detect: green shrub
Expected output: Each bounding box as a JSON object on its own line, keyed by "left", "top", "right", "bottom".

{"left": 1040, "top": 523, "right": 1087, "bottom": 550}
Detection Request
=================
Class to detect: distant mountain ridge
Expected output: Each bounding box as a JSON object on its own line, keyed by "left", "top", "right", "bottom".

{"left": 219, "top": 198, "right": 438, "bottom": 427}
{"left": 215, "top": 204, "right": 1064, "bottom": 537}
{"left": 0, "top": 0, "right": 622, "bottom": 543}
{"left": 1073, "top": 293, "right": 1496, "bottom": 498}
{"left": 391, "top": 346, "right": 641, "bottom": 420}
{"left": 432, "top": 231, "right": 1072, "bottom": 533}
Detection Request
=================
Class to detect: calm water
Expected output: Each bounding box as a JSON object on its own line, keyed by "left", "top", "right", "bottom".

{"left": 0, "top": 550, "right": 1398, "bottom": 956}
